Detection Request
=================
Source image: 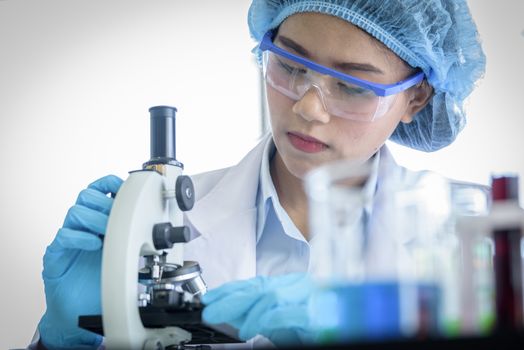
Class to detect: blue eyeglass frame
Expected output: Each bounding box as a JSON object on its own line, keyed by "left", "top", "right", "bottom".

{"left": 259, "top": 30, "right": 425, "bottom": 97}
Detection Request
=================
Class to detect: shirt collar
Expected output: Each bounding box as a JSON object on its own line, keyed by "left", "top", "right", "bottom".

{"left": 362, "top": 150, "right": 380, "bottom": 215}
{"left": 256, "top": 137, "right": 381, "bottom": 244}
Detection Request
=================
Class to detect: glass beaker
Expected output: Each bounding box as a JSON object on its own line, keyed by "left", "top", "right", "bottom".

{"left": 305, "top": 162, "right": 492, "bottom": 344}
{"left": 305, "top": 158, "right": 428, "bottom": 343}
{"left": 305, "top": 158, "right": 373, "bottom": 283}
{"left": 383, "top": 174, "right": 493, "bottom": 337}
{"left": 453, "top": 181, "right": 495, "bottom": 335}
{"left": 387, "top": 173, "right": 459, "bottom": 336}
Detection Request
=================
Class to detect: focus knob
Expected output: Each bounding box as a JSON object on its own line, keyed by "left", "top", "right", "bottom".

{"left": 176, "top": 175, "right": 195, "bottom": 211}
{"left": 152, "top": 223, "right": 190, "bottom": 250}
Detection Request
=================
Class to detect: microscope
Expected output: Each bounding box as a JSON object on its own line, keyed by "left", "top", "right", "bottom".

{"left": 79, "top": 106, "right": 239, "bottom": 349}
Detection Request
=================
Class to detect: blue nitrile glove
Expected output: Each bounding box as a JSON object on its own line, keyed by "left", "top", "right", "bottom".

{"left": 37, "top": 175, "right": 123, "bottom": 350}
{"left": 202, "top": 273, "right": 315, "bottom": 347}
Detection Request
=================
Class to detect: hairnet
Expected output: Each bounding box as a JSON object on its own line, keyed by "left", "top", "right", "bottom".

{"left": 248, "top": 0, "right": 486, "bottom": 152}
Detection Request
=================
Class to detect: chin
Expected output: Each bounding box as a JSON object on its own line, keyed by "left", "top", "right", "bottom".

{"left": 287, "top": 156, "right": 331, "bottom": 180}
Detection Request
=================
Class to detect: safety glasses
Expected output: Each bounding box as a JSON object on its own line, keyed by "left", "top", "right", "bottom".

{"left": 259, "top": 30, "right": 425, "bottom": 122}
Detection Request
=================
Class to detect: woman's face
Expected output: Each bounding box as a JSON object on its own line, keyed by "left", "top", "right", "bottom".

{"left": 267, "top": 12, "right": 420, "bottom": 179}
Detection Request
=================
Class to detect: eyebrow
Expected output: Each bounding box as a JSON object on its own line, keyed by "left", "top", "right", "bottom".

{"left": 277, "top": 35, "right": 385, "bottom": 75}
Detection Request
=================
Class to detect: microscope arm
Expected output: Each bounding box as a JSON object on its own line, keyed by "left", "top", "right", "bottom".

{"left": 102, "top": 168, "right": 191, "bottom": 349}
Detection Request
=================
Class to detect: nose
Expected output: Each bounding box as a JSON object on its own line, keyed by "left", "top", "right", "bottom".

{"left": 292, "top": 86, "right": 331, "bottom": 124}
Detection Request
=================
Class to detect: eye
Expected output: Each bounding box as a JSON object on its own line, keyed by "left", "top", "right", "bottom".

{"left": 277, "top": 57, "right": 307, "bottom": 75}
{"left": 337, "top": 82, "right": 371, "bottom": 96}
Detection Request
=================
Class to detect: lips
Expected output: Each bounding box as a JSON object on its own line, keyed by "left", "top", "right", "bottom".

{"left": 287, "top": 132, "right": 328, "bottom": 153}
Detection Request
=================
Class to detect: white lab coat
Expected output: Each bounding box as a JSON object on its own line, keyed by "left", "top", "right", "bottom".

{"left": 182, "top": 132, "right": 426, "bottom": 291}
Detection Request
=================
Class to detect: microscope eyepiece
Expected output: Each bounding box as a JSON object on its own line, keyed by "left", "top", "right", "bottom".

{"left": 145, "top": 105, "right": 183, "bottom": 168}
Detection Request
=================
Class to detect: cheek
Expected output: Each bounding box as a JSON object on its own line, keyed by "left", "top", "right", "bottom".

{"left": 331, "top": 121, "right": 376, "bottom": 157}
{"left": 334, "top": 102, "right": 407, "bottom": 156}
{"left": 366, "top": 101, "right": 409, "bottom": 148}
{"left": 266, "top": 85, "right": 293, "bottom": 124}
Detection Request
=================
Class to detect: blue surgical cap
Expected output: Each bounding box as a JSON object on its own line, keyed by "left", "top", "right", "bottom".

{"left": 248, "top": 0, "right": 486, "bottom": 152}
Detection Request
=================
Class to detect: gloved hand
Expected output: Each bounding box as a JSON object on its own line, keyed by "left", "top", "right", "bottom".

{"left": 37, "top": 175, "right": 123, "bottom": 350}
{"left": 202, "top": 273, "right": 315, "bottom": 347}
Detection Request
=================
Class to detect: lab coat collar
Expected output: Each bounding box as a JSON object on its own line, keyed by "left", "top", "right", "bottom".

{"left": 376, "top": 142, "right": 403, "bottom": 193}
{"left": 372, "top": 143, "right": 420, "bottom": 245}
{"left": 256, "top": 135, "right": 276, "bottom": 244}
{"left": 185, "top": 133, "right": 270, "bottom": 237}
{"left": 185, "top": 133, "right": 404, "bottom": 239}
{"left": 182, "top": 135, "right": 271, "bottom": 288}
{"left": 186, "top": 137, "right": 402, "bottom": 239}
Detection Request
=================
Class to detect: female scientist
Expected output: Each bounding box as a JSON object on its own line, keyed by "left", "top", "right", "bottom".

{"left": 34, "top": 0, "right": 486, "bottom": 348}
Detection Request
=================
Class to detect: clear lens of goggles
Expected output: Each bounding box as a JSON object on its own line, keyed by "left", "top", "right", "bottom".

{"left": 262, "top": 51, "right": 397, "bottom": 122}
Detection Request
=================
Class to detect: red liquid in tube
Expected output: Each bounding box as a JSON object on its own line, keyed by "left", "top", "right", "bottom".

{"left": 491, "top": 175, "right": 523, "bottom": 330}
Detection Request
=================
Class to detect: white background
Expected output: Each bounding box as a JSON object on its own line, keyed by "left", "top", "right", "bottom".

{"left": 1, "top": 0, "right": 523, "bottom": 348}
